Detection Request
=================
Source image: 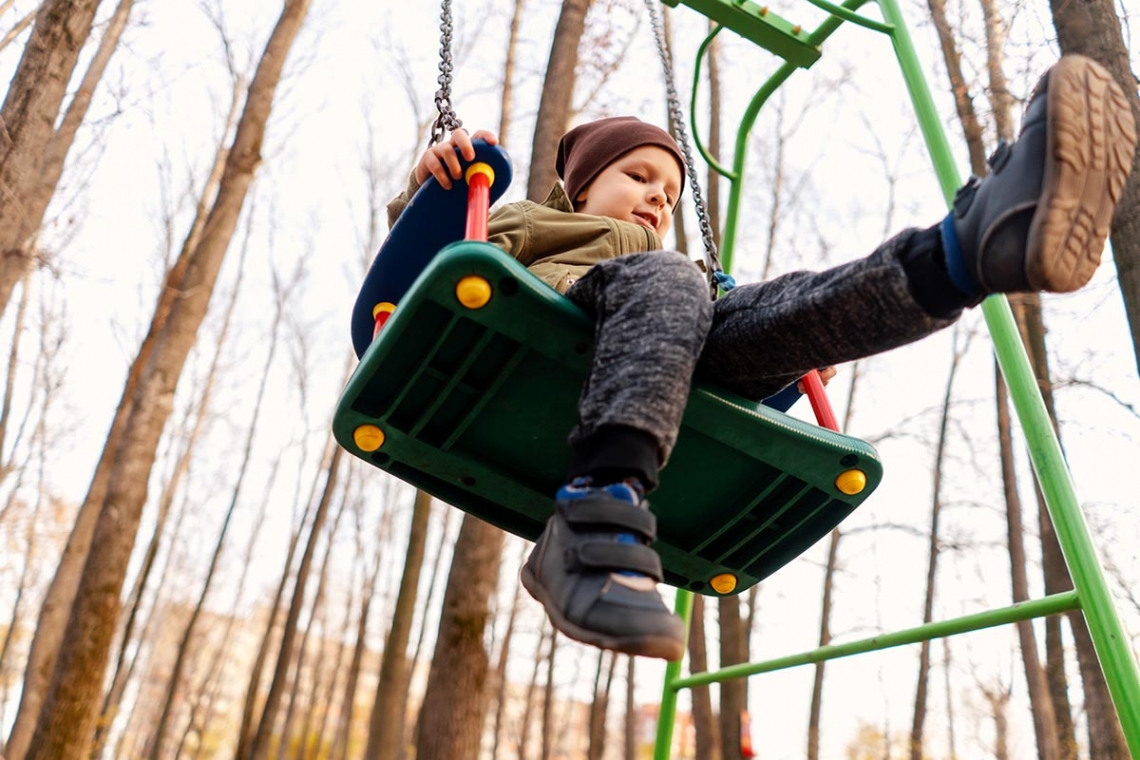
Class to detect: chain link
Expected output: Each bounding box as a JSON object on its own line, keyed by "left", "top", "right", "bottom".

{"left": 430, "top": 0, "right": 463, "bottom": 146}
{"left": 644, "top": 0, "right": 722, "bottom": 293}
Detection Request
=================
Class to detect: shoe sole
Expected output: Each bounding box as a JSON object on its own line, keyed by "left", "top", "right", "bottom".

{"left": 1028, "top": 55, "right": 1137, "bottom": 292}
{"left": 520, "top": 565, "right": 685, "bottom": 661}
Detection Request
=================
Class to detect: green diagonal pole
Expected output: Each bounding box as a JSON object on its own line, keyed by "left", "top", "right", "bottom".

{"left": 878, "top": 0, "right": 1140, "bottom": 750}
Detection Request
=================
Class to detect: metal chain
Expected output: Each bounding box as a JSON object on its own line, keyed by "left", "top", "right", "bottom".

{"left": 643, "top": 0, "right": 722, "bottom": 287}
{"left": 430, "top": 0, "right": 463, "bottom": 146}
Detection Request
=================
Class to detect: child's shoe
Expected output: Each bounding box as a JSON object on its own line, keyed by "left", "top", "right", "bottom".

{"left": 521, "top": 478, "right": 686, "bottom": 661}
{"left": 944, "top": 55, "right": 1137, "bottom": 297}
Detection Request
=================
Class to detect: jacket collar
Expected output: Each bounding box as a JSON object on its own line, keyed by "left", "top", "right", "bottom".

{"left": 541, "top": 183, "right": 575, "bottom": 212}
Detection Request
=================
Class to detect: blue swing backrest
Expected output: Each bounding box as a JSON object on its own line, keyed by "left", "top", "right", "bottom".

{"left": 351, "top": 141, "right": 514, "bottom": 358}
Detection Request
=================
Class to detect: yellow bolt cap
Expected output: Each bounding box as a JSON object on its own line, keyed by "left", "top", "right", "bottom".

{"left": 353, "top": 425, "right": 385, "bottom": 452}
{"left": 710, "top": 573, "right": 737, "bottom": 594}
{"left": 835, "top": 468, "right": 867, "bottom": 495}
{"left": 456, "top": 275, "right": 492, "bottom": 309}
{"left": 465, "top": 162, "right": 495, "bottom": 186}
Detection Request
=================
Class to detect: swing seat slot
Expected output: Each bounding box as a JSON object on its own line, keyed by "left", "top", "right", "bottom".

{"left": 335, "top": 242, "right": 882, "bottom": 595}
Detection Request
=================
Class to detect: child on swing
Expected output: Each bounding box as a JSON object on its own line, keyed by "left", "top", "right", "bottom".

{"left": 393, "top": 55, "right": 1136, "bottom": 661}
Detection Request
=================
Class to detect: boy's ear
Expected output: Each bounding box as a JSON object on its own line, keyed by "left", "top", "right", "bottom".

{"left": 573, "top": 189, "right": 587, "bottom": 212}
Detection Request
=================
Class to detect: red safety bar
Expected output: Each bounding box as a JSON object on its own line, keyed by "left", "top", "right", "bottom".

{"left": 802, "top": 368, "right": 840, "bottom": 431}
{"left": 465, "top": 166, "right": 492, "bottom": 242}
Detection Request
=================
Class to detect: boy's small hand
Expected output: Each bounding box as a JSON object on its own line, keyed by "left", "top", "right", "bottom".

{"left": 797, "top": 366, "right": 837, "bottom": 394}
{"left": 414, "top": 129, "right": 499, "bottom": 191}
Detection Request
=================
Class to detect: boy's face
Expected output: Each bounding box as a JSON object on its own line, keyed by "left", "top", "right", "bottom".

{"left": 574, "top": 146, "right": 682, "bottom": 238}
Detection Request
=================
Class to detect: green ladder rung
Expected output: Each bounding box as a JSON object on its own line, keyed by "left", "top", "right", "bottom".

{"left": 664, "top": 0, "right": 822, "bottom": 68}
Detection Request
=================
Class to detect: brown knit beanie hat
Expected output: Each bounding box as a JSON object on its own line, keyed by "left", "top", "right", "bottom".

{"left": 556, "top": 116, "right": 686, "bottom": 204}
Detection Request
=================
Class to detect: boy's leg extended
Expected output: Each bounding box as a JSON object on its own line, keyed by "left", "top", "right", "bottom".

{"left": 700, "top": 54, "right": 1137, "bottom": 402}
{"left": 522, "top": 252, "right": 712, "bottom": 662}
{"left": 697, "top": 226, "right": 957, "bottom": 401}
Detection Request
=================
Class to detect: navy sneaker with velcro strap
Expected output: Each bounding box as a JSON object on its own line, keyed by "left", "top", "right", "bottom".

{"left": 521, "top": 479, "right": 686, "bottom": 661}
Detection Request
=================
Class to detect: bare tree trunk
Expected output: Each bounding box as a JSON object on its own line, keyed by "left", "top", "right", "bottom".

{"left": 526, "top": 0, "right": 593, "bottom": 202}
{"left": 306, "top": 573, "right": 357, "bottom": 760}
{"left": 807, "top": 529, "right": 840, "bottom": 760}
{"left": 718, "top": 596, "right": 747, "bottom": 760}
{"left": 149, "top": 241, "right": 286, "bottom": 760}
{"left": 924, "top": 0, "right": 986, "bottom": 173}
{"left": 280, "top": 496, "right": 349, "bottom": 756}
{"left": 976, "top": 0, "right": 1082, "bottom": 744}
{"left": 1049, "top": 0, "right": 1140, "bottom": 375}
{"left": 0, "top": 489, "right": 40, "bottom": 756}
{"left": 11, "top": 0, "right": 135, "bottom": 289}
{"left": 518, "top": 626, "right": 548, "bottom": 760}
{"left": 688, "top": 594, "right": 721, "bottom": 760}
{"left": 93, "top": 212, "right": 249, "bottom": 759}
{"left": 587, "top": 650, "right": 618, "bottom": 760}
{"left": 24, "top": 4, "right": 311, "bottom": 757}
{"left": 490, "top": 550, "right": 525, "bottom": 760}
{"left": 248, "top": 440, "right": 342, "bottom": 760}
{"left": 981, "top": 682, "right": 1013, "bottom": 760}
{"left": 995, "top": 368, "right": 1060, "bottom": 760}
{"left": 7, "top": 6, "right": 235, "bottom": 756}
{"left": 1008, "top": 296, "right": 1126, "bottom": 760}
{"left": 541, "top": 631, "right": 558, "bottom": 760}
{"left": 942, "top": 639, "right": 957, "bottom": 759}
{"left": 180, "top": 453, "right": 283, "bottom": 760}
{"left": 908, "top": 333, "right": 965, "bottom": 760}
{"left": 234, "top": 452, "right": 326, "bottom": 760}
{"left": 0, "top": 0, "right": 102, "bottom": 318}
{"left": 497, "top": 0, "right": 526, "bottom": 147}
{"left": 331, "top": 539, "right": 385, "bottom": 760}
{"left": 705, "top": 18, "right": 721, "bottom": 250}
{"left": 363, "top": 489, "right": 432, "bottom": 760}
{"left": 624, "top": 657, "right": 635, "bottom": 760}
{"left": 399, "top": 507, "right": 454, "bottom": 759}
{"left": 414, "top": 516, "right": 505, "bottom": 760}
{"left": 0, "top": 248, "right": 32, "bottom": 485}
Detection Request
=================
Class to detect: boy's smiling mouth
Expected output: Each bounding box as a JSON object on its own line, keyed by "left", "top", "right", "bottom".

{"left": 633, "top": 211, "right": 658, "bottom": 230}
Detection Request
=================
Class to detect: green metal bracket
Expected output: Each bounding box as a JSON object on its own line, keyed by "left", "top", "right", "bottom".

{"left": 663, "top": 0, "right": 822, "bottom": 68}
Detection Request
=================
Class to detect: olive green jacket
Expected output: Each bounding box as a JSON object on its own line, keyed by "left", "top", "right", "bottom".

{"left": 387, "top": 173, "right": 663, "bottom": 293}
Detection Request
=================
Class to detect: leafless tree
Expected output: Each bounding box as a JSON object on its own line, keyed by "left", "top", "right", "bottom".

{"left": 490, "top": 543, "right": 527, "bottom": 760}
{"left": 22, "top": 3, "right": 312, "bottom": 756}
{"left": 688, "top": 594, "right": 722, "bottom": 760}
{"left": 908, "top": 328, "right": 968, "bottom": 760}
{"left": 0, "top": 0, "right": 104, "bottom": 318}
{"left": 147, "top": 205, "right": 299, "bottom": 760}
{"left": 246, "top": 439, "right": 343, "bottom": 760}
{"left": 526, "top": 0, "right": 595, "bottom": 201}
{"left": 364, "top": 489, "right": 432, "bottom": 760}
{"left": 995, "top": 367, "right": 1060, "bottom": 760}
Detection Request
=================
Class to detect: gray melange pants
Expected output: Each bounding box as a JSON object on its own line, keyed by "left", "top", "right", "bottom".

{"left": 563, "top": 227, "right": 959, "bottom": 464}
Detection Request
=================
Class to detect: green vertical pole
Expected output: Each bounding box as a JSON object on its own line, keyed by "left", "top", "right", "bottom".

{"left": 877, "top": 0, "right": 1140, "bottom": 751}
{"left": 653, "top": 589, "right": 694, "bottom": 760}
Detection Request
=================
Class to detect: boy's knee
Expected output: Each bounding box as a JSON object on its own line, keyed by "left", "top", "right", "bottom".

{"left": 643, "top": 252, "right": 711, "bottom": 308}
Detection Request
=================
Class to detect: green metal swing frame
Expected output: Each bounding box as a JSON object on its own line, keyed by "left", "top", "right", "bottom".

{"left": 651, "top": 0, "right": 1140, "bottom": 757}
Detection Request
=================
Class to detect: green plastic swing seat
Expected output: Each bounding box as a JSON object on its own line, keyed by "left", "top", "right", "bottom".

{"left": 333, "top": 240, "right": 883, "bottom": 595}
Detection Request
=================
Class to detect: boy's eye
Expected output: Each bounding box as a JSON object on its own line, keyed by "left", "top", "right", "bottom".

{"left": 628, "top": 172, "right": 645, "bottom": 182}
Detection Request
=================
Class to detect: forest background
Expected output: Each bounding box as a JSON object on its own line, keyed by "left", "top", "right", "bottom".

{"left": 0, "top": 0, "right": 1137, "bottom": 759}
